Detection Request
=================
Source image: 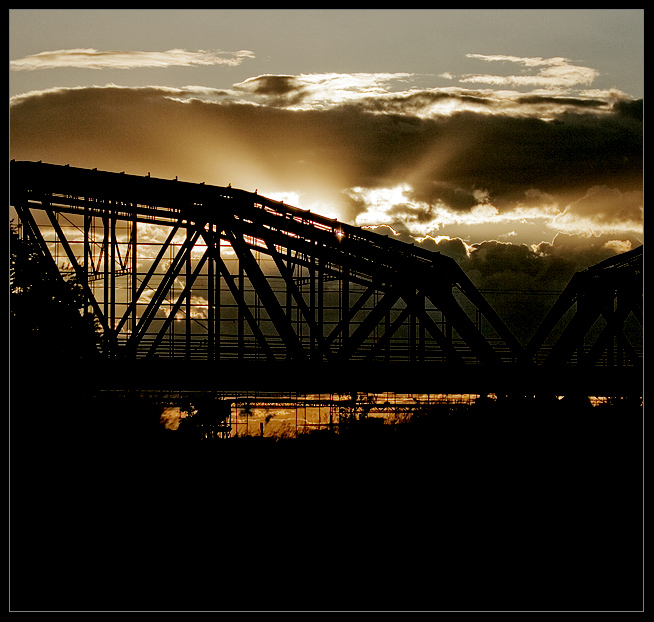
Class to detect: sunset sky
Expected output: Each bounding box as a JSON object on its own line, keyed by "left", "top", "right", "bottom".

{"left": 9, "top": 9, "right": 643, "bottom": 297}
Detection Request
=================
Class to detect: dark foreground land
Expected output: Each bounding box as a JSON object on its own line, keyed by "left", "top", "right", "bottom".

{"left": 11, "top": 391, "right": 643, "bottom": 612}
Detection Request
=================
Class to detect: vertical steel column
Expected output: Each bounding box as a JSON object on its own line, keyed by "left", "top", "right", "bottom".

{"left": 341, "top": 265, "right": 349, "bottom": 352}
{"left": 577, "top": 293, "right": 586, "bottom": 366}
{"left": 207, "top": 224, "right": 215, "bottom": 361}
{"left": 317, "top": 254, "right": 324, "bottom": 361}
{"left": 84, "top": 202, "right": 91, "bottom": 320}
{"left": 215, "top": 231, "right": 221, "bottom": 361}
{"left": 286, "top": 246, "right": 292, "bottom": 319}
{"left": 103, "top": 209, "right": 110, "bottom": 355}
{"left": 131, "top": 209, "right": 137, "bottom": 338}
{"left": 186, "top": 226, "right": 192, "bottom": 360}
{"left": 418, "top": 290, "right": 426, "bottom": 363}
{"left": 110, "top": 211, "right": 116, "bottom": 346}
{"left": 385, "top": 291, "right": 391, "bottom": 364}
{"left": 446, "top": 308, "right": 453, "bottom": 364}
{"left": 615, "top": 290, "right": 624, "bottom": 368}
{"left": 310, "top": 250, "right": 316, "bottom": 359}
{"left": 170, "top": 235, "right": 175, "bottom": 357}
{"left": 238, "top": 261, "right": 244, "bottom": 360}
{"left": 410, "top": 291, "right": 417, "bottom": 364}
{"left": 606, "top": 291, "right": 615, "bottom": 367}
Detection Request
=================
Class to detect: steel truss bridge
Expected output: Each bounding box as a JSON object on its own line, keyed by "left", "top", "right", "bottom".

{"left": 10, "top": 161, "right": 642, "bottom": 400}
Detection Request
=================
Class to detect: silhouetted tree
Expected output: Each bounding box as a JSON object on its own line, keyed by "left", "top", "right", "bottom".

{"left": 10, "top": 222, "right": 100, "bottom": 363}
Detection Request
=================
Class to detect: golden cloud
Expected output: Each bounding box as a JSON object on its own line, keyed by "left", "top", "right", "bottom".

{"left": 461, "top": 54, "right": 600, "bottom": 89}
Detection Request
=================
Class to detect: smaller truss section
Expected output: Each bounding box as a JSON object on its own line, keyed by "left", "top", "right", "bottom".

{"left": 525, "top": 246, "right": 643, "bottom": 369}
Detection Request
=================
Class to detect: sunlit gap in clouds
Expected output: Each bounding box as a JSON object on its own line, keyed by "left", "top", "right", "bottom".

{"left": 123, "top": 224, "right": 236, "bottom": 325}
{"left": 346, "top": 183, "right": 564, "bottom": 242}
{"left": 264, "top": 190, "right": 341, "bottom": 221}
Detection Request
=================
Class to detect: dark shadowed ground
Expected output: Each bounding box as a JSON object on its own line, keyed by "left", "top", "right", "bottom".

{"left": 10, "top": 386, "right": 642, "bottom": 612}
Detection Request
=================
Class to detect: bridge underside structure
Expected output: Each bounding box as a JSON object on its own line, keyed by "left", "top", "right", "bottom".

{"left": 10, "top": 161, "right": 642, "bottom": 399}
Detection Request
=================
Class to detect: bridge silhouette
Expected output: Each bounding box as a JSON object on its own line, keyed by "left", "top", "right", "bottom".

{"left": 10, "top": 161, "right": 644, "bottom": 613}
{"left": 10, "top": 160, "right": 642, "bottom": 401}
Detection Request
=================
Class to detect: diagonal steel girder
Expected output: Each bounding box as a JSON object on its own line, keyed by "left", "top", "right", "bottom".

{"left": 114, "top": 223, "right": 181, "bottom": 337}
{"left": 583, "top": 294, "right": 642, "bottom": 367}
{"left": 264, "top": 238, "right": 334, "bottom": 362}
{"left": 198, "top": 226, "right": 276, "bottom": 362}
{"left": 41, "top": 202, "right": 110, "bottom": 337}
{"left": 228, "top": 210, "right": 520, "bottom": 364}
{"left": 145, "top": 246, "right": 210, "bottom": 358}
{"left": 226, "top": 215, "right": 308, "bottom": 362}
{"left": 124, "top": 225, "right": 202, "bottom": 354}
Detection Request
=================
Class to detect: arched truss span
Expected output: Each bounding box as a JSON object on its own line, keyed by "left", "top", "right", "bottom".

{"left": 10, "top": 160, "right": 521, "bottom": 368}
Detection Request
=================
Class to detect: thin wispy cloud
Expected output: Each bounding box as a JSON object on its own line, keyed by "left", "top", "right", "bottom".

{"left": 10, "top": 48, "right": 255, "bottom": 71}
{"left": 461, "top": 54, "right": 599, "bottom": 89}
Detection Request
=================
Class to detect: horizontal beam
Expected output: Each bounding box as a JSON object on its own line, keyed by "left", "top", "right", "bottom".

{"left": 61, "top": 359, "right": 644, "bottom": 398}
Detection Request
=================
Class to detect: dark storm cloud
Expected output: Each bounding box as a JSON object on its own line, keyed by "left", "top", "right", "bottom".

{"left": 423, "top": 109, "right": 641, "bottom": 205}
{"left": 10, "top": 82, "right": 642, "bottom": 235}
{"left": 515, "top": 94, "right": 607, "bottom": 109}
{"left": 10, "top": 80, "right": 642, "bottom": 344}
{"left": 406, "top": 182, "right": 479, "bottom": 212}
{"left": 232, "top": 74, "right": 309, "bottom": 106}
{"left": 423, "top": 234, "right": 626, "bottom": 287}
{"left": 612, "top": 97, "right": 644, "bottom": 120}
